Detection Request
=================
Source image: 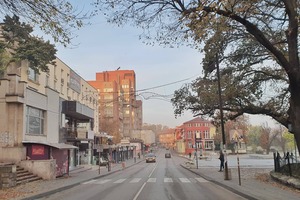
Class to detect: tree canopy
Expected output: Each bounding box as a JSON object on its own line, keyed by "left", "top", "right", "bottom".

{"left": 96, "top": 0, "right": 300, "bottom": 154}
{"left": 0, "top": 0, "right": 92, "bottom": 45}
{"left": 0, "top": 15, "right": 57, "bottom": 73}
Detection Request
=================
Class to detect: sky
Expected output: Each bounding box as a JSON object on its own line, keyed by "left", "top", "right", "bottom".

{"left": 50, "top": 2, "right": 279, "bottom": 129}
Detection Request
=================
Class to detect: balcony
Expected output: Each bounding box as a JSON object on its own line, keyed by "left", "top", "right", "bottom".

{"left": 62, "top": 101, "right": 94, "bottom": 120}
{"left": 63, "top": 128, "right": 88, "bottom": 140}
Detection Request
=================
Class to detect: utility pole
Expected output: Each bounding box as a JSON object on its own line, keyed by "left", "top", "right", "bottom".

{"left": 216, "top": 53, "right": 230, "bottom": 180}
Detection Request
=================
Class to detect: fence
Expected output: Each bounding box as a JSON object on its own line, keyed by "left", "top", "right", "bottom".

{"left": 273, "top": 152, "right": 299, "bottom": 178}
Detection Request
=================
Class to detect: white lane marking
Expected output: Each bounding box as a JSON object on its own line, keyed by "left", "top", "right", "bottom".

{"left": 130, "top": 178, "right": 142, "bottom": 183}
{"left": 95, "top": 179, "right": 111, "bottom": 184}
{"left": 195, "top": 177, "right": 209, "bottom": 183}
{"left": 132, "top": 182, "right": 146, "bottom": 200}
{"left": 82, "top": 180, "right": 97, "bottom": 185}
{"left": 147, "top": 178, "right": 156, "bottom": 182}
{"left": 164, "top": 178, "right": 173, "bottom": 182}
{"left": 148, "top": 163, "right": 157, "bottom": 178}
{"left": 179, "top": 178, "right": 191, "bottom": 183}
{"left": 114, "top": 179, "right": 126, "bottom": 183}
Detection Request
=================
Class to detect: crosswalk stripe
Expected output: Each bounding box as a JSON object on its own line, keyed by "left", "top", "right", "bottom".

{"left": 95, "top": 179, "right": 112, "bottom": 184}
{"left": 82, "top": 180, "right": 97, "bottom": 185}
{"left": 179, "top": 178, "right": 191, "bottom": 183}
{"left": 164, "top": 178, "right": 173, "bottom": 182}
{"left": 114, "top": 179, "right": 126, "bottom": 183}
{"left": 147, "top": 178, "right": 156, "bottom": 182}
{"left": 82, "top": 177, "right": 209, "bottom": 185}
{"left": 195, "top": 177, "right": 209, "bottom": 183}
{"left": 130, "top": 178, "right": 142, "bottom": 183}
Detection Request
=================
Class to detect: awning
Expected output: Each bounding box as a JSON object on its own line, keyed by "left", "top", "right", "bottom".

{"left": 22, "top": 141, "right": 78, "bottom": 149}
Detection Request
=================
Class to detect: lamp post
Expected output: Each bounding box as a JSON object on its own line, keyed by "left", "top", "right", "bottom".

{"left": 216, "top": 53, "right": 230, "bottom": 180}
{"left": 194, "top": 133, "right": 199, "bottom": 169}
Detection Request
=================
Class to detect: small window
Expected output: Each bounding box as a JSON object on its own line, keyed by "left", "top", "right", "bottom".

{"left": 28, "top": 68, "right": 39, "bottom": 82}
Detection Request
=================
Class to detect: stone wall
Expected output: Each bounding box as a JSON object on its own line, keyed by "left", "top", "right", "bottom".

{"left": 19, "top": 159, "right": 56, "bottom": 180}
{"left": 0, "top": 164, "right": 16, "bottom": 189}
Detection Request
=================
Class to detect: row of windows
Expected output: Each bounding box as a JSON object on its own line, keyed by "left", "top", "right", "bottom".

{"left": 187, "top": 123, "right": 210, "bottom": 127}
{"left": 188, "top": 141, "right": 214, "bottom": 149}
{"left": 186, "top": 130, "right": 210, "bottom": 139}
{"left": 28, "top": 69, "right": 98, "bottom": 106}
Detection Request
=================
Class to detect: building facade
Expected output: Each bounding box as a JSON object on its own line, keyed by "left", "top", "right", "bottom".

{"left": 88, "top": 70, "right": 143, "bottom": 143}
{"left": 0, "top": 58, "right": 98, "bottom": 178}
{"left": 174, "top": 126, "right": 185, "bottom": 154}
{"left": 158, "top": 129, "right": 175, "bottom": 149}
{"left": 182, "top": 117, "right": 215, "bottom": 156}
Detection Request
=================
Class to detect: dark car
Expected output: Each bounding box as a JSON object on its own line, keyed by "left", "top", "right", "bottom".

{"left": 165, "top": 153, "right": 171, "bottom": 158}
{"left": 145, "top": 153, "right": 156, "bottom": 163}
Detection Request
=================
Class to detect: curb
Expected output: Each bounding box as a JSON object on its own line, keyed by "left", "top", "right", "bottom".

{"left": 270, "top": 171, "right": 300, "bottom": 190}
{"left": 180, "top": 164, "right": 259, "bottom": 200}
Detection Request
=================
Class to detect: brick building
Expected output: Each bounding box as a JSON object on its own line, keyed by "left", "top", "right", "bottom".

{"left": 88, "top": 70, "right": 143, "bottom": 144}
{"left": 182, "top": 117, "right": 216, "bottom": 155}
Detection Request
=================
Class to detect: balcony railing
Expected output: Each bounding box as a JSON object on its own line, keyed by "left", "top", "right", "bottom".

{"left": 62, "top": 128, "right": 88, "bottom": 139}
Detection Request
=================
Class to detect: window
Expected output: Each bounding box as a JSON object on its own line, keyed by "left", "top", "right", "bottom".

{"left": 187, "top": 131, "right": 192, "bottom": 139}
{"left": 45, "top": 75, "right": 49, "bottom": 87}
{"left": 26, "top": 106, "right": 44, "bottom": 135}
{"left": 28, "top": 68, "right": 39, "bottom": 82}
{"left": 204, "top": 130, "right": 210, "bottom": 139}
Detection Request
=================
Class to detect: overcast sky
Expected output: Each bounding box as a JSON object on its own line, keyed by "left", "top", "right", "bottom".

{"left": 52, "top": 3, "right": 278, "bottom": 128}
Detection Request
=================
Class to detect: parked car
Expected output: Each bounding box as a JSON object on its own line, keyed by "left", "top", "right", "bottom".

{"left": 145, "top": 153, "right": 156, "bottom": 163}
{"left": 165, "top": 153, "right": 171, "bottom": 158}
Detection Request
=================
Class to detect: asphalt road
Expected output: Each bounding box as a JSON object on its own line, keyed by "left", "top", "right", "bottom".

{"left": 38, "top": 150, "right": 247, "bottom": 200}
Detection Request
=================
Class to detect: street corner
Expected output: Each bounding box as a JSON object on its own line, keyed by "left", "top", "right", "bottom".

{"left": 183, "top": 161, "right": 196, "bottom": 169}
{"left": 270, "top": 171, "right": 300, "bottom": 190}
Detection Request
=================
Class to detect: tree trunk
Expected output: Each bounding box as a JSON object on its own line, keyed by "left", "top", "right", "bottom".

{"left": 290, "top": 81, "right": 300, "bottom": 156}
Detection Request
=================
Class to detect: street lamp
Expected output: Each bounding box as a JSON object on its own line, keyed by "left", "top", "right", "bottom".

{"left": 216, "top": 53, "right": 230, "bottom": 180}
{"left": 194, "top": 133, "right": 199, "bottom": 169}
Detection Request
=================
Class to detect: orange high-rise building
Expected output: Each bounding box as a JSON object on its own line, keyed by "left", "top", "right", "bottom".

{"left": 88, "top": 70, "right": 142, "bottom": 143}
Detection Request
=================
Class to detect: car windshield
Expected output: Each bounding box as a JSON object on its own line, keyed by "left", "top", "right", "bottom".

{"left": 146, "top": 153, "right": 155, "bottom": 157}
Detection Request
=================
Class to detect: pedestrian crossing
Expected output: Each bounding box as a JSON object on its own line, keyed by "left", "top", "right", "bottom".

{"left": 82, "top": 177, "right": 208, "bottom": 185}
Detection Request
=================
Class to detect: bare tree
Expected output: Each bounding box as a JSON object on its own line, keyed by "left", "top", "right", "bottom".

{"left": 95, "top": 0, "right": 300, "bottom": 155}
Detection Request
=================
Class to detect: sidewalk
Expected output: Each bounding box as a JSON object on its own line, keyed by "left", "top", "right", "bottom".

{"left": 180, "top": 154, "right": 300, "bottom": 200}
{"left": 0, "top": 158, "right": 144, "bottom": 200}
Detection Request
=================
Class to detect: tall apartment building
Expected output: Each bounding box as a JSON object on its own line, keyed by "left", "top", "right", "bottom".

{"left": 88, "top": 70, "right": 143, "bottom": 143}
{"left": 0, "top": 58, "right": 98, "bottom": 178}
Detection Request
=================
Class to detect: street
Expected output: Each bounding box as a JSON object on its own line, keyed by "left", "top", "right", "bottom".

{"left": 38, "top": 150, "right": 246, "bottom": 200}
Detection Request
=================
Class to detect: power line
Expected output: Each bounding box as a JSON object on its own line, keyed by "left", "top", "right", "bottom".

{"left": 136, "top": 75, "right": 198, "bottom": 92}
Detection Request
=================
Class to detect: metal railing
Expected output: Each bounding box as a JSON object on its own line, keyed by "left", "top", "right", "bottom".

{"left": 274, "top": 152, "right": 300, "bottom": 178}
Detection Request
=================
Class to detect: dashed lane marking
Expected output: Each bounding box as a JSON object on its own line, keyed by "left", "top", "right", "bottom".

{"left": 179, "top": 178, "right": 191, "bottom": 183}
{"left": 164, "top": 178, "right": 173, "bottom": 182}
{"left": 130, "top": 178, "right": 142, "bottom": 183}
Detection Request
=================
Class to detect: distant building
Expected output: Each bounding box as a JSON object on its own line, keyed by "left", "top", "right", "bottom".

{"left": 88, "top": 70, "right": 143, "bottom": 143}
{"left": 158, "top": 129, "right": 175, "bottom": 149}
{"left": 174, "top": 126, "right": 185, "bottom": 154}
{"left": 181, "top": 117, "right": 215, "bottom": 155}
{"left": 131, "top": 130, "right": 156, "bottom": 145}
